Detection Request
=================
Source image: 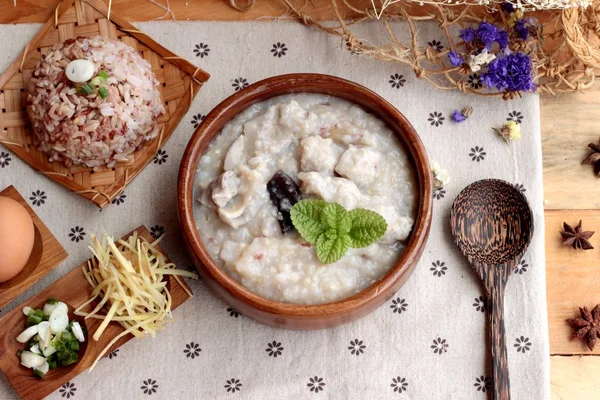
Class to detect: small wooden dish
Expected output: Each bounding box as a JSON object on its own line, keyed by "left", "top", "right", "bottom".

{"left": 178, "top": 73, "right": 433, "bottom": 330}
{"left": 0, "top": 186, "right": 67, "bottom": 309}
{"left": 0, "top": 0, "right": 209, "bottom": 208}
{"left": 0, "top": 226, "right": 192, "bottom": 400}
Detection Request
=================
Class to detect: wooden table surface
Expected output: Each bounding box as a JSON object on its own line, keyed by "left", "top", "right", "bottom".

{"left": 3, "top": 0, "right": 599, "bottom": 398}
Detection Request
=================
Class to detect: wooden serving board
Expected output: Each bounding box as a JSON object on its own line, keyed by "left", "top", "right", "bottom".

{"left": 0, "top": 185, "right": 67, "bottom": 309}
{"left": 0, "top": 226, "right": 193, "bottom": 400}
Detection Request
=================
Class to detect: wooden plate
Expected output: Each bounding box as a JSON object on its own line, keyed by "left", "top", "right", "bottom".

{"left": 0, "top": 226, "right": 192, "bottom": 400}
{"left": 0, "top": 0, "right": 210, "bottom": 208}
{"left": 0, "top": 185, "right": 67, "bottom": 309}
{"left": 178, "top": 73, "right": 433, "bottom": 330}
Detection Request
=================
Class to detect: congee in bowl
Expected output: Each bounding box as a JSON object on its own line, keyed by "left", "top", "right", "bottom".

{"left": 194, "top": 93, "right": 417, "bottom": 305}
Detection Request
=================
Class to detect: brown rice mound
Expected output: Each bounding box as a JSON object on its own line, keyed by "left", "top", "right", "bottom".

{"left": 26, "top": 36, "right": 165, "bottom": 169}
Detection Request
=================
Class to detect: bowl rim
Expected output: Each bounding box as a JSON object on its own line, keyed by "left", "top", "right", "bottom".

{"left": 178, "top": 73, "right": 432, "bottom": 317}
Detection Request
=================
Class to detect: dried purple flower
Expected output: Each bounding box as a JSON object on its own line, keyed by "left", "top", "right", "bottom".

{"left": 448, "top": 51, "right": 464, "bottom": 67}
{"left": 502, "top": 2, "right": 515, "bottom": 13}
{"left": 514, "top": 20, "right": 528, "bottom": 40}
{"left": 496, "top": 30, "right": 509, "bottom": 49}
{"left": 480, "top": 52, "right": 535, "bottom": 92}
{"left": 514, "top": 17, "right": 538, "bottom": 41}
{"left": 476, "top": 22, "right": 499, "bottom": 49}
{"left": 451, "top": 110, "right": 466, "bottom": 123}
{"left": 459, "top": 28, "right": 475, "bottom": 43}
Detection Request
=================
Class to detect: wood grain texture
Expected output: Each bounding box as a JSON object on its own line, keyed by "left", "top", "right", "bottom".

{"left": 546, "top": 210, "right": 600, "bottom": 356}
{"left": 451, "top": 179, "right": 534, "bottom": 400}
{"left": 0, "top": 0, "right": 209, "bottom": 208}
{"left": 0, "top": 185, "right": 67, "bottom": 309}
{"left": 178, "top": 73, "right": 432, "bottom": 330}
{"left": 551, "top": 356, "right": 600, "bottom": 400}
{"left": 2, "top": 0, "right": 358, "bottom": 23}
{"left": 541, "top": 92, "right": 600, "bottom": 210}
{"left": 0, "top": 226, "right": 192, "bottom": 400}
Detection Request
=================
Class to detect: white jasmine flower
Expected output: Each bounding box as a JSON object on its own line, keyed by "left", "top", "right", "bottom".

{"left": 431, "top": 160, "right": 451, "bottom": 189}
{"left": 468, "top": 48, "right": 496, "bottom": 73}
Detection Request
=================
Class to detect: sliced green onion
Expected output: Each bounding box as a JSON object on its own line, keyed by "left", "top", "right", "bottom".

{"left": 27, "top": 314, "right": 42, "bottom": 325}
{"left": 98, "top": 87, "right": 108, "bottom": 99}
{"left": 58, "top": 350, "right": 71, "bottom": 362}
{"left": 98, "top": 70, "right": 110, "bottom": 80}
{"left": 47, "top": 298, "right": 58, "bottom": 305}
{"left": 16, "top": 350, "right": 23, "bottom": 357}
{"left": 69, "top": 341, "right": 80, "bottom": 351}
{"left": 34, "top": 309, "right": 44, "bottom": 318}
{"left": 77, "top": 84, "right": 93, "bottom": 95}
{"left": 62, "top": 331, "right": 74, "bottom": 342}
{"left": 62, "top": 352, "right": 78, "bottom": 366}
{"left": 33, "top": 369, "right": 45, "bottom": 378}
{"left": 48, "top": 359, "right": 57, "bottom": 370}
{"left": 91, "top": 77, "right": 103, "bottom": 86}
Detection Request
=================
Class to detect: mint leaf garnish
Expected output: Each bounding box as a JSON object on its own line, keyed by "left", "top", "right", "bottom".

{"left": 290, "top": 199, "right": 388, "bottom": 264}
{"left": 316, "top": 230, "right": 351, "bottom": 264}
{"left": 289, "top": 199, "right": 328, "bottom": 244}
{"left": 347, "top": 208, "right": 388, "bottom": 248}
{"left": 322, "top": 202, "right": 351, "bottom": 234}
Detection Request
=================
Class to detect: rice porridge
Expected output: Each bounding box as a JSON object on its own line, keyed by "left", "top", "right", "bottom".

{"left": 194, "top": 94, "right": 417, "bottom": 305}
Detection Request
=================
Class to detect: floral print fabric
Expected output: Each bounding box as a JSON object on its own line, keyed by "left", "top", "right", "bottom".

{"left": 0, "top": 21, "right": 548, "bottom": 400}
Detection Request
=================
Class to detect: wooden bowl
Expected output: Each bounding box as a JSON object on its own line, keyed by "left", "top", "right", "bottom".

{"left": 178, "top": 73, "right": 433, "bottom": 330}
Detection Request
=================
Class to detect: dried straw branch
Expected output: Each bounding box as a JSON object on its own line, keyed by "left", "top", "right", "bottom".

{"left": 281, "top": 0, "right": 599, "bottom": 98}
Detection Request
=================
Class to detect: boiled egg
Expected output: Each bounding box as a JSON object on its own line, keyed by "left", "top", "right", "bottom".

{"left": 0, "top": 196, "right": 35, "bottom": 282}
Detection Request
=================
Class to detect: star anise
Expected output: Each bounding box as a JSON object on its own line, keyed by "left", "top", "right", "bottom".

{"left": 560, "top": 220, "right": 594, "bottom": 250}
{"left": 582, "top": 137, "right": 600, "bottom": 176}
{"left": 566, "top": 305, "right": 600, "bottom": 350}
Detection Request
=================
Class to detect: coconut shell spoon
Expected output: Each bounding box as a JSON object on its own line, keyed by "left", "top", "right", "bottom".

{"left": 450, "top": 179, "right": 533, "bottom": 400}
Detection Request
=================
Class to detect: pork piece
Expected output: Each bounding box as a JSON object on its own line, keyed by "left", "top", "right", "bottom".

{"left": 277, "top": 100, "right": 320, "bottom": 138}
{"left": 335, "top": 146, "right": 381, "bottom": 187}
{"left": 297, "top": 171, "right": 361, "bottom": 210}
{"left": 199, "top": 166, "right": 264, "bottom": 229}
{"left": 223, "top": 135, "right": 246, "bottom": 171}
{"left": 198, "top": 171, "right": 240, "bottom": 209}
{"left": 267, "top": 170, "right": 302, "bottom": 233}
{"left": 325, "top": 121, "right": 376, "bottom": 147}
{"left": 299, "top": 136, "right": 342, "bottom": 175}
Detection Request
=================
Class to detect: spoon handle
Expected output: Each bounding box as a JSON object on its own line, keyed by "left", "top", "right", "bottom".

{"left": 487, "top": 273, "right": 510, "bottom": 400}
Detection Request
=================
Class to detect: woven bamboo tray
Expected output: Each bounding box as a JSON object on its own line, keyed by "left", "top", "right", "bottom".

{"left": 0, "top": 0, "right": 209, "bottom": 208}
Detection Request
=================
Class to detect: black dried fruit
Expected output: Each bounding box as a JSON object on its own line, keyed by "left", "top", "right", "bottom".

{"left": 267, "top": 170, "right": 302, "bottom": 233}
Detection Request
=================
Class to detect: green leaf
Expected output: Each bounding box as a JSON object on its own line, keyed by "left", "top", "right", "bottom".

{"left": 315, "top": 230, "right": 351, "bottom": 264}
{"left": 347, "top": 208, "right": 388, "bottom": 248}
{"left": 321, "top": 202, "right": 351, "bottom": 233}
{"left": 290, "top": 200, "right": 328, "bottom": 244}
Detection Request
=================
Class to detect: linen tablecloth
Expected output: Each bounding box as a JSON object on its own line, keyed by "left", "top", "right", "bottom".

{"left": 0, "top": 20, "right": 549, "bottom": 399}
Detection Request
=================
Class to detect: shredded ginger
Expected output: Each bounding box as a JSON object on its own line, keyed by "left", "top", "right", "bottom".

{"left": 75, "top": 232, "right": 198, "bottom": 371}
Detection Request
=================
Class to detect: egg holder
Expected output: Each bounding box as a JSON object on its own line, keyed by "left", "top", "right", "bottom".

{"left": 0, "top": 0, "right": 210, "bottom": 208}
{"left": 0, "top": 226, "right": 192, "bottom": 400}
{"left": 0, "top": 186, "right": 67, "bottom": 309}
